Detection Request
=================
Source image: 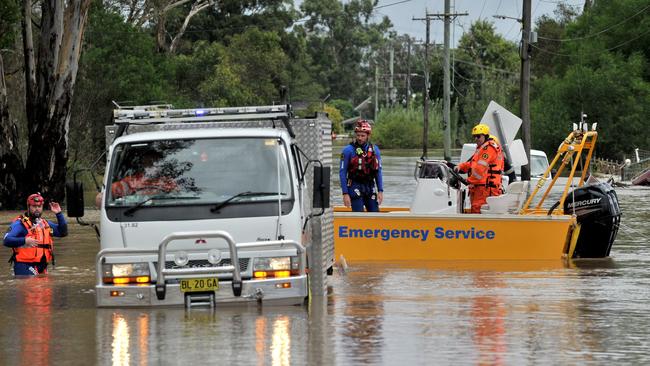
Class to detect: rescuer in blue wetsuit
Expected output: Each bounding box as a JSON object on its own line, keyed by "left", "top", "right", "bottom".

{"left": 339, "top": 120, "right": 384, "bottom": 212}
{"left": 4, "top": 193, "right": 68, "bottom": 276}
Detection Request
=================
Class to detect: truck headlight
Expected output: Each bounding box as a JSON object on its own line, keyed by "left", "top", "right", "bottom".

{"left": 253, "top": 257, "right": 299, "bottom": 278}
{"left": 103, "top": 263, "right": 151, "bottom": 284}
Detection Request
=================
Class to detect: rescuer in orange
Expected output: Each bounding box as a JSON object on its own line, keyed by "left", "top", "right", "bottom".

{"left": 110, "top": 149, "right": 177, "bottom": 198}
{"left": 3, "top": 193, "right": 68, "bottom": 276}
{"left": 455, "top": 124, "right": 505, "bottom": 213}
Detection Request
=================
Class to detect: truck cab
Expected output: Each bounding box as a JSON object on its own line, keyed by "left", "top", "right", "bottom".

{"left": 67, "top": 105, "right": 333, "bottom": 307}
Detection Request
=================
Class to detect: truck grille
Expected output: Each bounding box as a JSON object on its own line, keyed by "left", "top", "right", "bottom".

{"left": 154, "top": 258, "right": 249, "bottom": 271}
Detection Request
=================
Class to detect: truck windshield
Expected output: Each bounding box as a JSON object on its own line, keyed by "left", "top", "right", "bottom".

{"left": 107, "top": 137, "right": 292, "bottom": 207}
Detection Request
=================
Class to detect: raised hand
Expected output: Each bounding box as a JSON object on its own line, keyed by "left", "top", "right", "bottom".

{"left": 49, "top": 201, "right": 62, "bottom": 214}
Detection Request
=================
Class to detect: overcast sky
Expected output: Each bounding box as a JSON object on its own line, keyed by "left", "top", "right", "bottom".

{"left": 297, "top": 0, "right": 587, "bottom": 45}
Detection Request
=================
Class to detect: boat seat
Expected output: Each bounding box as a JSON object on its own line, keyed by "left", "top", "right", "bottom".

{"left": 481, "top": 181, "right": 529, "bottom": 214}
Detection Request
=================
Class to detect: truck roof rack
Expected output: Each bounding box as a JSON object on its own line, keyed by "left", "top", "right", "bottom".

{"left": 113, "top": 104, "right": 291, "bottom": 124}
{"left": 111, "top": 104, "right": 296, "bottom": 139}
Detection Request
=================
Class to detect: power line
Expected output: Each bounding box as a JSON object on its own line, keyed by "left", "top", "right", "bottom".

{"left": 451, "top": 58, "right": 520, "bottom": 76}
{"left": 531, "top": 27, "right": 650, "bottom": 57}
{"left": 538, "top": 4, "right": 650, "bottom": 42}
{"left": 375, "top": 0, "right": 413, "bottom": 10}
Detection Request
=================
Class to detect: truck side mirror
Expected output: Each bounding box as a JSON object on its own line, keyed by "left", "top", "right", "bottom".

{"left": 66, "top": 181, "right": 85, "bottom": 217}
{"left": 312, "top": 166, "right": 330, "bottom": 209}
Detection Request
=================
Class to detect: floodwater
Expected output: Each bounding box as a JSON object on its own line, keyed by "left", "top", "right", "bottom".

{"left": 1, "top": 153, "right": 650, "bottom": 365}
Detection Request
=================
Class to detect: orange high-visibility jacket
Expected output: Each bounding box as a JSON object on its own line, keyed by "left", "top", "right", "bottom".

{"left": 458, "top": 139, "right": 504, "bottom": 190}
{"left": 13, "top": 216, "right": 54, "bottom": 263}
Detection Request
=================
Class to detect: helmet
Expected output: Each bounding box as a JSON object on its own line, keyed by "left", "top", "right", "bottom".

{"left": 27, "top": 193, "right": 44, "bottom": 206}
{"left": 489, "top": 134, "right": 500, "bottom": 144}
{"left": 471, "top": 123, "right": 490, "bottom": 136}
{"left": 354, "top": 119, "right": 372, "bottom": 134}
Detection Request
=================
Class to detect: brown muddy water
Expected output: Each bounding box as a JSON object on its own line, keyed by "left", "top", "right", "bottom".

{"left": 1, "top": 154, "right": 649, "bottom": 365}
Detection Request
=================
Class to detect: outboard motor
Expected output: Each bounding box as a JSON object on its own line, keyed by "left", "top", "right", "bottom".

{"left": 564, "top": 182, "right": 621, "bottom": 258}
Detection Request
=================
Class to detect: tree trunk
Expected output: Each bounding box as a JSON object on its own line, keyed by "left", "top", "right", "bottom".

{"left": 0, "top": 54, "right": 24, "bottom": 209}
{"left": 23, "top": 0, "right": 92, "bottom": 202}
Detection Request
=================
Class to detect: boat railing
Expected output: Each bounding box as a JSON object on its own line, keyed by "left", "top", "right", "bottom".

{"left": 521, "top": 130, "right": 598, "bottom": 215}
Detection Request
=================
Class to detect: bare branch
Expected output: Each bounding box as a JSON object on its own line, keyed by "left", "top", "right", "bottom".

{"left": 163, "top": 0, "right": 192, "bottom": 13}
{"left": 169, "top": 0, "right": 215, "bottom": 54}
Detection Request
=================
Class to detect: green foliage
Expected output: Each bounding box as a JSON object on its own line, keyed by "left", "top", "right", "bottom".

{"left": 372, "top": 104, "right": 443, "bottom": 149}
{"left": 301, "top": 0, "right": 392, "bottom": 101}
{"left": 532, "top": 53, "right": 650, "bottom": 159}
{"left": 70, "top": 3, "right": 177, "bottom": 163}
{"left": 194, "top": 28, "right": 291, "bottom": 106}
{"left": 453, "top": 20, "right": 519, "bottom": 142}
{"left": 329, "top": 99, "right": 355, "bottom": 119}
{"left": 0, "top": 0, "right": 19, "bottom": 48}
{"left": 302, "top": 102, "right": 344, "bottom": 134}
{"left": 531, "top": 0, "right": 650, "bottom": 159}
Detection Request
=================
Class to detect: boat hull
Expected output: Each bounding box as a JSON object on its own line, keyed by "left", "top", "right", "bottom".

{"left": 334, "top": 209, "right": 577, "bottom": 262}
{"left": 631, "top": 168, "right": 650, "bottom": 186}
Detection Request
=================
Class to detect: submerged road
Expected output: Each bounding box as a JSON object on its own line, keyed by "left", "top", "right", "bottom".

{"left": 1, "top": 153, "right": 649, "bottom": 365}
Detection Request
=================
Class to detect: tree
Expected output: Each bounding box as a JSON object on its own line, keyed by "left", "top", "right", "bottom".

{"left": 196, "top": 28, "right": 290, "bottom": 106}
{"left": 531, "top": 0, "right": 650, "bottom": 159}
{"left": 0, "top": 0, "right": 92, "bottom": 209}
{"left": 0, "top": 0, "right": 21, "bottom": 208}
{"left": 453, "top": 20, "right": 518, "bottom": 144}
{"left": 70, "top": 3, "right": 175, "bottom": 168}
{"left": 301, "top": 0, "right": 392, "bottom": 101}
{"left": 533, "top": 4, "right": 580, "bottom": 77}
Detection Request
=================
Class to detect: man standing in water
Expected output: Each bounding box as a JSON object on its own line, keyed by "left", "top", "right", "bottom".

{"left": 4, "top": 193, "right": 68, "bottom": 276}
{"left": 339, "top": 119, "right": 384, "bottom": 212}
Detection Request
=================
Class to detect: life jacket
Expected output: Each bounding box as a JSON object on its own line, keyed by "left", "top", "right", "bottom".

{"left": 11, "top": 215, "right": 54, "bottom": 264}
{"left": 483, "top": 139, "right": 504, "bottom": 192}
{"left": 347, "top": 142, "right": 380, "bottom": 183}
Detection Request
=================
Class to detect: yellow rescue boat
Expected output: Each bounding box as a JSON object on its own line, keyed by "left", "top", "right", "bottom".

{"left": 335, "top": 121, "right": 621, "bottom": 264}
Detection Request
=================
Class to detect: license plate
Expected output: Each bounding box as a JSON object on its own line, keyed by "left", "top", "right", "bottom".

{"left": 180, "top": 278, "right": 219, "bottom": 292}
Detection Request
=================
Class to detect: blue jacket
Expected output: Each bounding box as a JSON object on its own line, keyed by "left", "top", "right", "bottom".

{"left": 339, "top": 142, "right": 384, "bottom": 194}
{"left": 3, "top": 213, "right": 68, "bottom": 248}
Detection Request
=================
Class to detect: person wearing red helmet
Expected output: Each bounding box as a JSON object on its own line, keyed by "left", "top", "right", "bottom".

{"left": 339, "top": 119, "right": 384, "bottom": 212}
{"left": 3, "top": 193, "right": 68, "bottom": 276}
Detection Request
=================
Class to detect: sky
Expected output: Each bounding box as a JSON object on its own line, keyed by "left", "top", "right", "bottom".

{"left": 296, "top": 0, "right": 587, "bottom": 45}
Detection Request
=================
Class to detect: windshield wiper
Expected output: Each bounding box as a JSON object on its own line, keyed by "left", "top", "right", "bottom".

{"left": 210, "top": 191, "right": 284, "bottom": 213}
{"left": 123, "top": 195, "right": 199, "bottom": 216}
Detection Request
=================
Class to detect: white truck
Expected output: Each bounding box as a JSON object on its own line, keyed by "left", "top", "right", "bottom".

{"left": 66, "top": 104, "right": 334, "bottom": 307}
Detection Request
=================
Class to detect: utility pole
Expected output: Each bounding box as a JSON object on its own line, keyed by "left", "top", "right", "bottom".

{"left": 374, "top": 64, "right": 379, "bottom": 121}
{"left": 428, "top": 2, "right": 468, "bottom": 162}
{"left": 406, "top": 39, "right": 411, "bottom": 108}
{"left": 412, "top": 14, "right": 431, "bottom": 159}
{"left": 389, "top": 47, "right": 395, "bottom": 106}
{"left": 520, "top": 0, "right": 532, "bottom": 181}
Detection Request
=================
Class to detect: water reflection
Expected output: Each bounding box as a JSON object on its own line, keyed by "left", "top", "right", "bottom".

{"left": 270, "top": 316, "right": 290, "bottom": 366}
{"left": 19, "top": 277, "right": 52, "bottom": 366}
{"left": 111, "top": 314, "right": 131, "bottom": 366}
{"left": 471, "top": 274, "right": 506, "bottom": 366}
{"left": 95, "top": 306, "right": 313, "bottom": 365}
{"left": 339, "top": 269, "right": 385, "bottom": 364}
